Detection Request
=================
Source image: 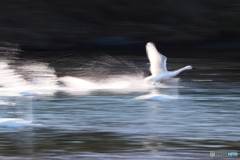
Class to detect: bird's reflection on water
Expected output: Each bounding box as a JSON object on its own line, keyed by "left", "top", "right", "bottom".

{"left": 135, "top": 78, "right": 179, "bottom": 101}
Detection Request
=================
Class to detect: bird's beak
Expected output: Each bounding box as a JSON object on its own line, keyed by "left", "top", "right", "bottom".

{"left": 192, "top": 67, "right": 196, "bottom": 69}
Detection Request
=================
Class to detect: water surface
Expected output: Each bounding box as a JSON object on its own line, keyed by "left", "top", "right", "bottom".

{"left": 0, "top": 52, "right": 239, "bottom": 159}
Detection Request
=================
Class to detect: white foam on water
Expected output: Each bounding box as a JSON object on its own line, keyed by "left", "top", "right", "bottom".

{"left": 0, "top": 61, "right": 59, "bottom": 96}
{"left": 0, "top": 61, "right": 29, "bottom": 88}
{"left": 0, "top": 61, "right": 30, "bottom": 96}
{"left": 0, "top": 52, "right": 182, "bottom": 103}
{"left": 0, "top": 100, "right": 7, "bottom": 105}
{"left": 18, "top": 62, "right": 59, "bottom": 95}
{"left": 59, "top": 75, "right": 179, "bottom": 92}
{"left": 0, "top": 100, "right": 13, "bottom": 105}
{"left": 0, "top": 118, "right": 42, "bottom": 127}
{"left": 0, "top": 59, "right": 176, "bottom": 95}
{"left": 0, "top": 118, "right": 32, "bottom": 127}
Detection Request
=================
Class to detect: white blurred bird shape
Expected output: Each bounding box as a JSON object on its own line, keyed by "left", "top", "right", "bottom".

{"left": 145, "top": 42, "right": 193, "bottom": 85}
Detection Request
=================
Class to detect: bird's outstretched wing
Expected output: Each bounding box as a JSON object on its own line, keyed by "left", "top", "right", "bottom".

{"left": 146, "top": 42, "right": 167, "bottom": 76}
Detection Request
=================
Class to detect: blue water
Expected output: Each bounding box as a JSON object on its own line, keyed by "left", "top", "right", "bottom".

{"left": 0, "top": 53, "right": 240, "bottom": 160}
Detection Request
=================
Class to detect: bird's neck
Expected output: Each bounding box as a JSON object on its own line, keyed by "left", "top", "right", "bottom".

{"left": 172, "top": 66, "right": 190, "bottom": 76}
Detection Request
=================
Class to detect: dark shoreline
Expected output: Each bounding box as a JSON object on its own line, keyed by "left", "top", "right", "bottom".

{"left": 21, "top": 38, "right": 240, "bottom": 51}
{"left": 0, "top": 0, "right": 239, "bottom": 57}
{"left": 0, "top": 34, "right": 235, "bottom": 60}
{"left": 19, "top": 38, "right": 240, "bottom": 59}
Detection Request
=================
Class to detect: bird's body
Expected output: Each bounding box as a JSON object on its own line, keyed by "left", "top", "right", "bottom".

{"left": 145, "top": 42, "right": 192, "bottom": 84}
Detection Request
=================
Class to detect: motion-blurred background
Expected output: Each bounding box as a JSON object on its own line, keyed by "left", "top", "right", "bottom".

{"left": 0, "top": 0, "right": 239, "bottom": 52}
{"left": 0, "top": 2, "right": 240, "bottom": 159}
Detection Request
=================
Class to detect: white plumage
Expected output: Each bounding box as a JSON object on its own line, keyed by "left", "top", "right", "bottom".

{"left": 145, "top": 42, "right": 193, "bottom": 84}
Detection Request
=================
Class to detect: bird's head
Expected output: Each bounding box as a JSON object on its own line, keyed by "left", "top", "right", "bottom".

{"left": 186, "top": 65, "right": 195, "bottom": 70}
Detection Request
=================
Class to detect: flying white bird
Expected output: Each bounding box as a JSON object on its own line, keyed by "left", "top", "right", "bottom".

{"left": 145, "top": 42, "right": 193, "bottom": 84}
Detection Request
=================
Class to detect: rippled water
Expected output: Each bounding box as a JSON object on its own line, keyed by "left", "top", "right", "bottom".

{"left": 0, "top": 50, "right": 239, "bottom": 159}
